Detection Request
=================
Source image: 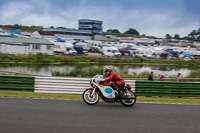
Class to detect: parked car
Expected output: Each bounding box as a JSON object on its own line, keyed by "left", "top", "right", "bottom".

{"left": 102, "top": 46, "right": 121, "bottom": 57}
{"left": 88, "top": 46, "right": 102, "bottom": 53}
{"left": 65, "top": 43, "right": 77, "bottom": 55}
{"left": 165, "top": 49, "right": 179, "bottom": 58}
{"left": 53, "top": 41, "right": 77, "bottom": 55}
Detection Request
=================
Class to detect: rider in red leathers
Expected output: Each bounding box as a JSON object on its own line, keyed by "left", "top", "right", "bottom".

{"left": 101, "top": 66, "right": 125, "bottom": 96}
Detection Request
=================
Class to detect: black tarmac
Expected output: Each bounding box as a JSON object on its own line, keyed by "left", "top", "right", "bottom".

{"left": 0, "top": 97, "right": 199, "bottom": 133}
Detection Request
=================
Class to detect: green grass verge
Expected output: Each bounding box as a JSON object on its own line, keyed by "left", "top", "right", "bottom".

{"left": 137, "top": 96, "right": 200, "bottom": 105}
{"left": 0, "top": 90, "right": 82, "bottom": 100}
{"left": 1, "top": 90, "right": 200, "bottom": 105}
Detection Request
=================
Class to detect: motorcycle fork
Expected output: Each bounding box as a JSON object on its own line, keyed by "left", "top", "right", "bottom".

{"left": 91, "top": 87, "right": 96, "bottom": 96}
{"left": 88, "top": 87, "right": 100, "bottom": 95}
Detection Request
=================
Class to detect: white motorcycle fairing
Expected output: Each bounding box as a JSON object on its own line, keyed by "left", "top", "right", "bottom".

{"left": 93, "top": 83, "right": 116, "bottom": 99}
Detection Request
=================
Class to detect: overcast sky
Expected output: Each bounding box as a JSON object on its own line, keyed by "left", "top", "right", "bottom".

{"left": 0, "top": 0, "right": 200, "bottom": 38}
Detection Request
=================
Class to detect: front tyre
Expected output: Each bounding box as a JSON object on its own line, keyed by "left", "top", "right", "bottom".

{"left": 83, "top": 89, "right": 99, "bottom": 105}
{"left": 120, "top": 91, "right": 136, "bottom": 107}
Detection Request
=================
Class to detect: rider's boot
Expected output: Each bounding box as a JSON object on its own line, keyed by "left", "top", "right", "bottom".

{"left": 117, "top": 88, "right": 123, "bottom": 98}
{"left": 114, "top": 88, "right": 122, "bottom": 102}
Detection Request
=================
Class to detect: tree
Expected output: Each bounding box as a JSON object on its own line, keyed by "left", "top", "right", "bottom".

{"left": 197, "top": 36, "right": 200, "bottom": 42}
{"left": 106, "top": 29, "right": 120, "bottom": 34}
{"left": 182, "top": 36, "right": 189, "bottom": 40}
{"left": 198, "top": 28, "right": 200, "bottom": 34}
{"left": 189, "top": 30, "right": 197, "bottom": 35}
{"left": 13, "top": 24, "right": 20, "bottom": 29}
{"left": 165, "top": 34, "right": 172, "bottom": 39}
{"left": 124, "top": 28, "right": 139, "bottom": 35}
{"left": 174, "top": 34, "right": 180, "bottom": 40}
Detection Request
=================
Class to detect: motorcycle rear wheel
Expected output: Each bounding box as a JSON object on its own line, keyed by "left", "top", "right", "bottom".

{"left": 83, "top": 89, "right": 99, "bottom": 105}
{"left": 120, "top": 91, "right": 136, "bottom": 106}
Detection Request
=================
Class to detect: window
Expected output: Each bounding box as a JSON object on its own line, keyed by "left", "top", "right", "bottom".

{"left": 67, "top": 48, "right": 73, "bottom": 51}
{"left": 32, "top": 44, "right": 41, "bottom": 50}
{"left": 54, "top": 45, "right": 60, "bottom": 48}
{"left": 113, "top": 50, "right": 117, "bottom": 53}
{"left": 46, "top": 45, "right": 51, "bottom": 50}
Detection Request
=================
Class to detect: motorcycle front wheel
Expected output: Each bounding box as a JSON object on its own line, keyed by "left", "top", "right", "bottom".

{"left": 83, "top": 89, "right": 99, "bottom": 105}
{"left": 120, "top": 91, "right": 136, "bottom": 107}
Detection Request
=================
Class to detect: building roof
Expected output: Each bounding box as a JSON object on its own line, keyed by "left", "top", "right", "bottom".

{"left": 43, "top": 28, "right": 92, "bottom": 33}
{"left": 38, "top": 31, "right": 54, "bottom": 36}
{"left": 79, "top": 19, "right": 103, "bottom": 23}
{"left": 0, "top": 37, "right": 54, "bottom": 45}
{"left": 0, "top": 33, "right": 17, "bottom": 37}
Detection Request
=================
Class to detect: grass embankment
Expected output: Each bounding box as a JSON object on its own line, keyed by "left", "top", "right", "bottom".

{"left": 52, "top": 68, "right": 200, "bottom": 79}
{"left": 0, "top": 53, "right": 200, "bottom": 66}
{"left": 1, "top": 53, "right": 200, "bottom": 79}
{"left": 1, "top": 90, "right": 200, "bottom": 105}
{"left": 1, "top": 53, "right": 197, "bottom": 78}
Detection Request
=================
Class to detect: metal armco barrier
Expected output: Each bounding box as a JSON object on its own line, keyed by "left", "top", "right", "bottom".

{"left": 34, "top": 76, "right": 136, "bottom": 94}
{"left": 135, "top": 81, "right": 200, "bottom": 97}
{"left": 34, "top": 76, "right": 90, "bottom": 94}
{"left": 0, "top": 75, "right": 35, "bottom": 92}
{"left": 0, "top": 75, "right": 200, "bottom": 97}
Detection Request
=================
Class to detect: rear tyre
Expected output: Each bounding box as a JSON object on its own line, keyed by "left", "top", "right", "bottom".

{"left": 120, "top": 91, "right": 136, "bottom": 107}
{"left": 83, "top": 89, "right": 99, "bottom": 105}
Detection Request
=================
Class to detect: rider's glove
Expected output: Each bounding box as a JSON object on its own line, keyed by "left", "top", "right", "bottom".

{"left": 100, "top": 79, "right": 105, "bottom": 82}
{"left": 99, "top": 79, "right": 105, "bottom": 83}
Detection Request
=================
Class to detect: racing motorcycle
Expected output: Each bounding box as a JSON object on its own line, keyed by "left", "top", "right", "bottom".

{"left": 83, "top": 75, "right": 136, "bottom": 106}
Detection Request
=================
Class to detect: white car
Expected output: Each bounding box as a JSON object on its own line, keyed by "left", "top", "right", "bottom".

{"left": 102, "top": 46, "right": 121, "bottom": 57}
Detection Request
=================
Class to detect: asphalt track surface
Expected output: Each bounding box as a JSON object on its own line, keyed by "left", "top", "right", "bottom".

{"left": 0, "top": 97, "right": 200, "bottom": 133}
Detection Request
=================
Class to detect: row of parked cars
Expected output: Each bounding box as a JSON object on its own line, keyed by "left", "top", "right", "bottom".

{"left": 52, "top": 38, "right": 200, "bottom": 59}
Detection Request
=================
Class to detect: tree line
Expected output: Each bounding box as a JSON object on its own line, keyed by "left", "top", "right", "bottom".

{"left": 1, "top": 24, "right": 200, "bottom": 41}
{"left": 106, "top": 28, "right": 139, "bottom": 35}
{"left": 0, "top": 24, "right": 43, "bottom": 31}
{"left": 106, "top": 27, "right": 200, "bottom": 41}
{"left": 165, "top": 27, "right": 200, "bottom": 41}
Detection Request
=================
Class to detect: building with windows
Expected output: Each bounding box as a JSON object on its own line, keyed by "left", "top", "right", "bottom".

{"left": 43, "top": 19, "right": 103, "bottom": 40}
{"left": 78, "top": 19, "right": 103, "bottom": 35}
{"left": 0, "top": 37, "right": 54, "bottom": 55}
{"left": 43, "top": 27, "right": 92, "bottom": 40}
